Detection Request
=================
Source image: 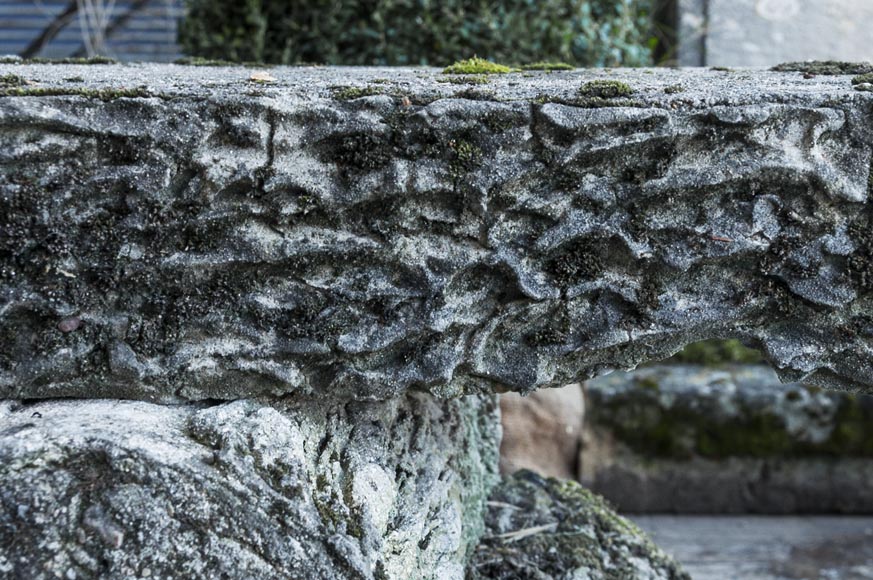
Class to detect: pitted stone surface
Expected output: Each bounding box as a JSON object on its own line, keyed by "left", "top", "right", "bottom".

{"left": 0, "top": 394, "right": 499, "bottom": 580}
{"left": 3, "top": 64, "right": 873, "bottom": 401}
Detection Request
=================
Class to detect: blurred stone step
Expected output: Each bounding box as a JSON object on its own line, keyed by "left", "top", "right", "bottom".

{"left": 582, "top": 364, "right": 873, "bottom": 513}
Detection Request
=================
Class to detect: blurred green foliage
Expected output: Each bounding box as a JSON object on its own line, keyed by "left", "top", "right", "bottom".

{"left": 178, "top": 0, "right": 655, "bottom": 67}
{"left": 665, "top": 339, "right": 764, "bottom": 366}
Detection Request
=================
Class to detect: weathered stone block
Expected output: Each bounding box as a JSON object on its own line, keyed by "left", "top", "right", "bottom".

{"left": 2, "top": 64, "right": 873, "bottom": 402}
{"left": 0, "top": 394, "right": 499, "bottom": 580}
{"left": 582, "top": 365, "right": 873, "bottom": 513}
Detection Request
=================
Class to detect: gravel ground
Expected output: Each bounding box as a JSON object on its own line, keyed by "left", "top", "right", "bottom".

{"left": 634, "top": 516, "right": 873, "bottom": 580}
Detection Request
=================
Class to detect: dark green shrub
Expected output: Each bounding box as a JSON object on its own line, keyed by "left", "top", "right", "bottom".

{"left": 178, "top": 0, "right": 655, "bottom": 67}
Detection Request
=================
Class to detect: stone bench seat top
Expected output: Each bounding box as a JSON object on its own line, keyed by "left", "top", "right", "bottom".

{"left": 2, "top": 63, "right": 873, "bottom": 401}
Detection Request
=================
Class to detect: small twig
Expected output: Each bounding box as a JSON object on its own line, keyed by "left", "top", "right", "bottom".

{"left": 486, "top": 500, "right": 522, "bottom": 511}
{"left": 493, "top": 523, "right": 558, "bottom": 543}
{"left": 711, "top": 235, "right": 733, "bottom": 242}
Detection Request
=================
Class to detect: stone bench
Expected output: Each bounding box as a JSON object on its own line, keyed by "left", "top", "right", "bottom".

{"left": 2, "top": 60, "right": 873, "bottom": 579}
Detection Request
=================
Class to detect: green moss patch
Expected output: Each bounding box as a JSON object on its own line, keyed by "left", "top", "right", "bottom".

{"left": 852, "top": 73, "right": 873, "bottom": 91}
{"left": 437, "top": 75, "right": 490, "bottom": 85}
{"left": 173, "top": 56, "right": 272, "bottom": 68}
{"left": 578, "top": 80, "right": 634, "bottom": 98}
{"left": 662, "top": 339, "right": 763, "bottom": 365}
{"left": 442, "top": 57, "right": 512, "bottom": 75}
{"left": 331, "top": 86, "right": 384, "bottom": 100}
{"left": 0, "top": 86, "right": 151, "bottom": 100}
{"left": 0, "top": 73, "right": 27, "bottom": 87}
{"left": 664, "top": 84, "right": 685, "bottom": 94}
{"left": 521, "top": 62, "right": 574, "bottom": 71}
{"left": 772, "top": 60, "right": 873, "bottom": 75}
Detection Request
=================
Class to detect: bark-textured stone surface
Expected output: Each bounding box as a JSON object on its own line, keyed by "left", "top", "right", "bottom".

{"left": 468, "top": 470, "right": 689, "bottom": 580}
{"left": 0, "top": 394, "right": 499, "bottom": 580}
{"left": 3, "top": 64, "right": 873, "bottom": 401}
{"left": 581, "top": 364, "right": 873, "bottom": 513}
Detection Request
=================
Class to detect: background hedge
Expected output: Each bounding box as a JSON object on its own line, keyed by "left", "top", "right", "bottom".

{"left": 178, "top": 0, "right": 655, "bottom": 67}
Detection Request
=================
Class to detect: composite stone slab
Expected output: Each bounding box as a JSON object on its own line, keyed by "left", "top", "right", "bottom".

{"left": 2, "top": 64, "right": 873, "bottom": 401}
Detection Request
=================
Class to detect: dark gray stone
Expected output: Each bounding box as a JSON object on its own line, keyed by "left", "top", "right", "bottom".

{"left": 0, "top": 394, "right": 499, "bottom": 580}
{"left": 2, "top": 64, "right": 873, "bottom": 403}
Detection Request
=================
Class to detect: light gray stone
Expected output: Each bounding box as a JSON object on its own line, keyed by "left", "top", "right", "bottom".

{"left": 3, "top": 64, "right": 873, "bottom": 402}
{"left": 0, "top": 394, "right": 500, "bottom": 580}
{"left": 678, "top": 0, "right": 873, "bottom": 67}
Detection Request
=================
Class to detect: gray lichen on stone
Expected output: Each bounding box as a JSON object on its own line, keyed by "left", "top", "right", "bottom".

{"left": 0, "top": 394, "right": 499, "bottom": 580}
{"left": 2, "top": 64, "right": 873, "bottom": 403}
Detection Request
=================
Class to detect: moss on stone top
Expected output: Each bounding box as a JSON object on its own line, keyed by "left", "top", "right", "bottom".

{"left": 174, "top": 56, "right": 272, "bottom": 68}
{"left": 852, "top": 73, "right": 873, "bottom": 91}
{"left": 0, "top": 73, "right": 26, "bottom": 87}
{"left": 521, "top": 62, "right": 574, "bottom": 71}
{"left": 437, "top": 75, "right": 490, "bottom": 85}
{"left": 442, "top": 57, "right": 512, "bottom": 75}
{"left": 0, "top": 86, "right": 151, "bottom": 100}
{"left": 331, "top": 85, "right": 384, "bottom": 100}
{"left": 772, "top": 60, "right": 873, "bottom": 75}
{"left": 578, "top": 79, "right": 634, "bottom": 98}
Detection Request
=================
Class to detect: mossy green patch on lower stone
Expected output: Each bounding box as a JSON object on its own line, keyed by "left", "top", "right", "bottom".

{"left": 578, "top": 80, "right": 634, "bottom": 98}
{"left": 664, "top": 84, "right": 685, "bottom": 94}
{"left": 442, "top": 57, "right": 512, "bottom": 75}
{"left": 772, "top": 60, "right": 873, "bottom": 75}
{"left": 437, "top": 75, "right": 490, "bottom": 85}
{"left": 173, "top": 56, "right": 272, "bottom": 68}
{"left": 0, "top": 73, "right": 26, "bottom": 87}
{"left": 331, "top": 85, "right": 384, "bottom": 100}
{"left": 521, "top": 62, "right": 574, "bottom": 71}
{"left": 0, "top": 86, "right": 151, "bottom": 100}
{"left": 534, "top": 94, "right": 644, "bottom": 109}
